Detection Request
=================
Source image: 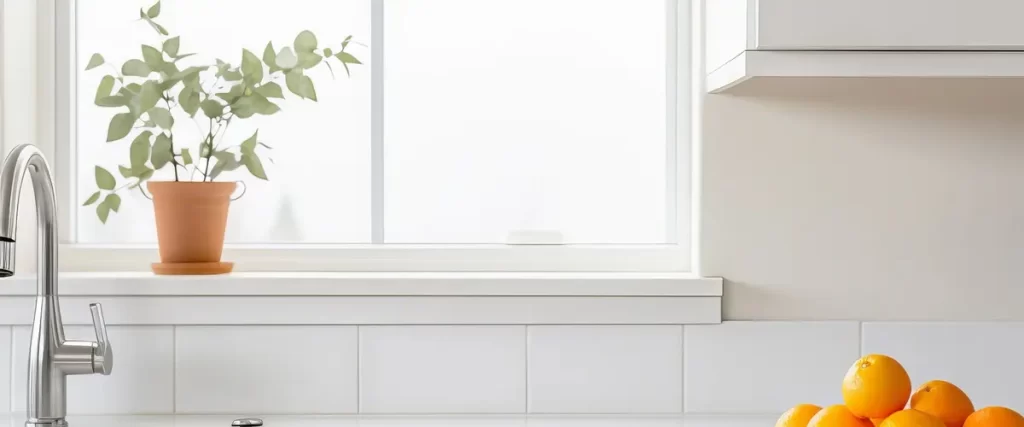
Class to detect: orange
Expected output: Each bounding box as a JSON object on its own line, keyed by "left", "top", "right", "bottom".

{"left": 777, "top": 404, "right": 823, "bottom": 427}
{"left": 808, "top": 405, "right": 874, "bottom": 427}
{"left": 842, "top": 354, "right": 912, "bottom": 419}
{"left": 909, "top": 380, "right": 974, "bottom": 427}
{"left": 871, "top": 419, "right": 884, "bottom": 427}
{"left": 880, "top": 409, "right": 946, "bottom": 427}
{"left": 963, "top": 407, "right": 1024, "bottom": 427}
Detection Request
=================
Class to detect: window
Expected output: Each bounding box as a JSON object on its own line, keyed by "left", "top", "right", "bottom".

{"left": 45, "top": 0, "right": 693, "bottom": 271}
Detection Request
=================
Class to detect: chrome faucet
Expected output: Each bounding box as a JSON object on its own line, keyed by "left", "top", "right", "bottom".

{"left": 0, "top": 145, "right": 113, "bottom": 427}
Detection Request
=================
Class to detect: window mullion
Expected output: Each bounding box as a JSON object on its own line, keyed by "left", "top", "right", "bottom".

{"left": 370, "top": 0, "right": 386, "bottom": 244}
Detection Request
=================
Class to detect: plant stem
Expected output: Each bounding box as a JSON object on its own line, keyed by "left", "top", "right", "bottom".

{"left": 164, "top": 96, "right": 180, "bottom": 182}
{"left": 202, "top": 117, "right": 215, "bottom": 182}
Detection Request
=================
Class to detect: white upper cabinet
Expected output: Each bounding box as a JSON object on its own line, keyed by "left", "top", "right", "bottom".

{"left": 707, "top": 0, "right": 1024, "bottom": 93}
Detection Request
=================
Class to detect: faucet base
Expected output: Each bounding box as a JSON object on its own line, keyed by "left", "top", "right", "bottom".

{"left": 26, "top": 420, "right": 68, "bottom": 427}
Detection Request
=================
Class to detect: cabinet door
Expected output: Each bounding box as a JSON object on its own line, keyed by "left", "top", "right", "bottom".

{"left": 757, "top": 0, "right": 1024, "bottom": 50}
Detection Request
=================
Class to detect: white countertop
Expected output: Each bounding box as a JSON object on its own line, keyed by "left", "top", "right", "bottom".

{"left": 1, "top": 415, "right": 776, "bottom": 427}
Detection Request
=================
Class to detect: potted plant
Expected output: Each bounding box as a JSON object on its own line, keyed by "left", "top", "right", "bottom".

{"left": 82, "top": 0, "right": 362, "bottom": 274}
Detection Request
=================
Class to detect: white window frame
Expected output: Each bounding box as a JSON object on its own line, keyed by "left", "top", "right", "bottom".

{"left": 28, "top": 0, "right": 699, "bottom": 273}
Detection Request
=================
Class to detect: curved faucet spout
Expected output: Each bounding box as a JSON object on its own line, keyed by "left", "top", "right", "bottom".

{"left": 0, "top": 144, "right": 59, "bottom": 292}
{"left": 0, "top": 145, "right": 111, "bottom": 427}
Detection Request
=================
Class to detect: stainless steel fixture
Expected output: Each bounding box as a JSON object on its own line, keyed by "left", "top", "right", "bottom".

{"left": 231, "top": 418, "right": 264, "bottom": 426}
{"left": 0, "top": 145, "right": 113, "bottom": 427}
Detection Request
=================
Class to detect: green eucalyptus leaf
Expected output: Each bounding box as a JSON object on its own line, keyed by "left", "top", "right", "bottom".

{"left": 130, "top": 131, "right": 153, "bottom": 168}
{"left": 262, "top": 42, "right": 279, "bottom": 72}
{"left": 171, "top": 65, "right": 205, "bottom": 81}
{"left": 200, "top": 99, "right": 224, "bottom": 118}
{"left": 95, "top": 166, "right": 116, "bottom": 190}
{"left": 335, "top": 51, "right": 361, "bottom": 65}
{"left": 178, "top": 86, "right": 200, "bottom": 116}
{"left": 141, "top": 15, "right": 168, "bottom": 36}
{"left": 285, "top": 69, "right": 317, "bottom": 101}
{"left": 159, "top": 61, "right": 180, "bottom": 79}
{"left": 234, "top": 93, "right": 279, "bottom": 117}
{"left": 137, "top": 81, "right": 161, "bottom": 115}
{"left": 255, "top": 82, "right": 284, "bottom": 99}
{"left": 128, "top": 166, "right": 154, "bottom": 188}
{"left": 104, "top": 193, "right": 122, "bottom": 212}
{"left": 83, "top": 191, "right": 101, "bottom": 206}
{"left": 163, "top": 36, "right": 180, "bottom": 57}
{"left": 199, "top": 143, "right": 212, "bottom": 158}
{"left": 323, "top": 48, "right": 333, "bottom": 57}
{"left": 241, "top": 49, "right": 263, "bottom": 84}
{"left": 95, "top": 75, "right": 115, "bottom": 104}
{"left": 297, "top": 52, "right": 322, "bottom": 69}
{"left": 335, "top": 51, "right": 361, "bottom": 77}
{"left": 242, "top": 152, "right": 268, "bottom": 180}
{"left": 275, "top": 47, "right": 298, "bottom": 69}
{"left": 253, "top": 95, "right": 280, "bottom": 115}
{"left": 118, "top": 165, "right": 134, "bottom": 178}
{"left": 229, "top": 97, "right": 255, "bottom": 119}
{"left": 141, "top": 45, "right": 164, "bottom": 69}
{"left": 97, "top": 201, "right": 111, "bottom": 223}
{"left": 86, "top": 54, "right": 105, "bottom": 70}
{"left": 240, "top": 131, "right": 258, "bottom": 153}
{"left": 223, "top": 68, "right": 243, "bottom": 81}
{"left": 146, "top": 0, "right": 160, "bottom": 18}
{"left": 215, "top": 84, "right": 245, "bottom": 104}
{"left": 121, "top": 59, "right": 150, "bottom": 77}
{"left": 180, "top": 148, "right": 193, "bottom": 165}
{"left": 106, "top": 113, "right": 135, "bottom": 142}
{"left": 342, "top": 35, "right": 352, "bottom": 49}
{"left": 209, "top": 151, "right": 241, "bottom": 179}
{"left": 294, "top": 30, "right": 317, "bottom": 53}
{"left": 96, "top": 95, "right": 129, "bottom": 108}
{"left": 173, "top": 53, "right": 196, "bottom": 62}
{"left": 151, "top": 133, "right": 173, "bottom": 168}
{"left": 149, "top": 107, "right": 173, "bottom": 129}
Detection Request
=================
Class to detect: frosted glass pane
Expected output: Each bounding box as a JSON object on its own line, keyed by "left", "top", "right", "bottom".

{"left": 75, "top": 0, "right": 371, "bottom": 243}
{"left": 383, "top": 0, "right": 668, "bottom": 244}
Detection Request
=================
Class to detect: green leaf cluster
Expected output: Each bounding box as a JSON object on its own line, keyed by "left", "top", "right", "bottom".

{"left": 82, "top": 0, "right": 363, "bottom": 223}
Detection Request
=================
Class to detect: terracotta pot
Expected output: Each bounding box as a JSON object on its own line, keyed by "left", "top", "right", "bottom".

{"left": 148, "top": 181, "right": 236, "bottom": 263}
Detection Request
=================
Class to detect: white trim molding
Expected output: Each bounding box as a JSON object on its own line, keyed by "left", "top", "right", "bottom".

{"left": 708, "top": 50, "right": 1024, "bottom": 93}
{"left": 0, "top": 272, "right": 722, "bottom": 325}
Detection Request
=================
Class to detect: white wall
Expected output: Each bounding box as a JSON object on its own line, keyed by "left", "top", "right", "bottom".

{"left": 2, "top": 0, "right": 41, "bottom": 275}
{"left": 702, "top": 78, "right": 1024, "bottom": 320}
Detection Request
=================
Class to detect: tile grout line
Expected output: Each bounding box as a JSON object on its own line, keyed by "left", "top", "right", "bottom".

{"left": 523, "top": 325, "right": 529, "bottom": 414}
{"left": 8, "top": 327, "right": 12, "bottom": 413}
{"left": 858, "top": 321, "right": 864, "bottom": 356}
{"left": 171, "top": 325, "right": 177, "bottom": 414}
{"left": 680, "top": 324, "right": 686, "bottom": 414}
{"left": 355, "top": 325, "right": 361, "bottom": 414}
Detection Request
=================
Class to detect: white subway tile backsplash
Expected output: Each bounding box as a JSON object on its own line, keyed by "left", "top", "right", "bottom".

{"left": 359, "top": 326, "right": 526, "bottom": 413}
{"left": 683, "top": 321, "right": 859, "bottom": 413}
{"left": 175, "top": 326, "right": 357, "bottom": 414}
{"left": 527, "top": 326, "right": 683, "bottom": 414}
{"left": 862, "top": 322, "right": 1024, "bottom": 410}
{"left": 2, "top": 320, "right": 1021, "bottom": 416}
{"left": 12, "top": 326, "right": 174, "bottom": 414}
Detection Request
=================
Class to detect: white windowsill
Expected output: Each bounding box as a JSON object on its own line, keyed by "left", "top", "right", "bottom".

{"left": 1, "top": 271, "right": 721, "bottom": 296}
{"left": 0, "top": 272, "right": 722, "bottom": 325}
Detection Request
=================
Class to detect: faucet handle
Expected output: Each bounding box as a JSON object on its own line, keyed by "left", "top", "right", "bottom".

{"left": 89, "top": 303, "right": 113, "bottom": 375}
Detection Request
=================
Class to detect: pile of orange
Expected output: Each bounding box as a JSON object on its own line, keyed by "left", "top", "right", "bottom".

{"left": 776, "top": 354, "right": 1024, "bottom": 427}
